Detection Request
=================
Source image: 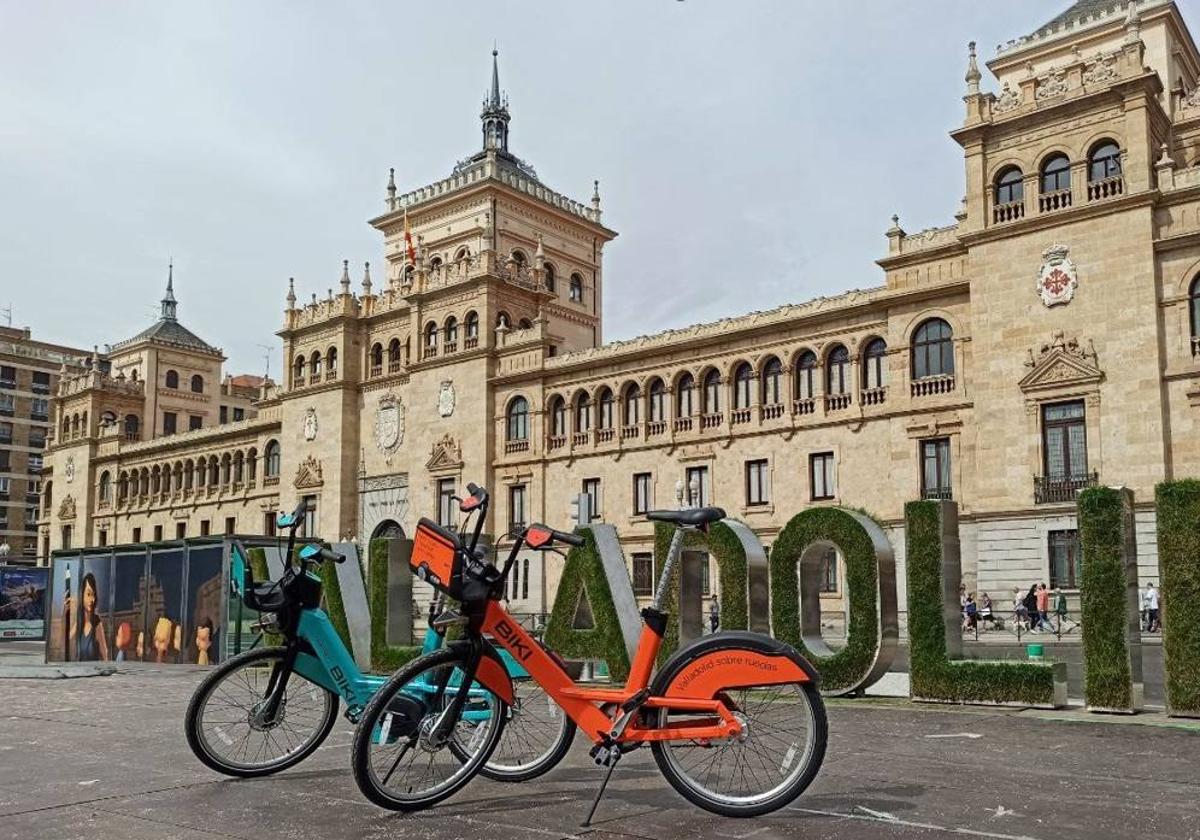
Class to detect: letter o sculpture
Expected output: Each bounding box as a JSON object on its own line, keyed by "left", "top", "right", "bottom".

{"left": 768, "top": 507, "right": 898, "bottom": 696}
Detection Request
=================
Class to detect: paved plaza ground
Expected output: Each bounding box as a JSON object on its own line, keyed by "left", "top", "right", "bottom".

{"left": 2, "top": 650, "right": 1198, "bottom": 840}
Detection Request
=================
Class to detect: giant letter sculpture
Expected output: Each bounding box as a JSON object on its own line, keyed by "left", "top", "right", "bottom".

{"left": 1155, "top": 480, "right": 1200, "bottom": 717}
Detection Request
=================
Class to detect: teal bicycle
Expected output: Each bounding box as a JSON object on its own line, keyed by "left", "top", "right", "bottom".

{"left": 184, "top": 488, "right": 575, "bottom": 781}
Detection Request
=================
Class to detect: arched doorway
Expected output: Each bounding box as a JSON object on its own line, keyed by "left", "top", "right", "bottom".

{"left": 371, "top": 519, "right": 405, "bottom": 541}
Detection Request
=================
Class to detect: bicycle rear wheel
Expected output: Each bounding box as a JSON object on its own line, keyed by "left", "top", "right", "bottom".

{"left": 651, "top": 680, "right": 826, "bottom": 817}
{"left": 481, "top": 676, "right": 575, "bottom": 781}
{"left": 185, "top": 646, "right": 339, "bottom": 777}
{"left": 350, "top": 646, "right": 505, "bottom": 811}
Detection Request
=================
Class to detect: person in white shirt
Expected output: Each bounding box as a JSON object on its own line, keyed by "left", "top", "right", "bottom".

{"left": 1145, "top": 583, "right": 1160, "bottom": 633}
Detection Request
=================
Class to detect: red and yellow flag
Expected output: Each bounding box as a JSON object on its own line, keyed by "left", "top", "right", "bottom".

{"left": 403, "top": 208, "right": 416, "bottom": 265}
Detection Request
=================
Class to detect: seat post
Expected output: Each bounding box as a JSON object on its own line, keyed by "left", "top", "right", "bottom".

{"left": 649, "top": 526, "right": 686, "bottom": 613}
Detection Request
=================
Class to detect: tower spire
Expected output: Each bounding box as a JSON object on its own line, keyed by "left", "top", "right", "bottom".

{"left": 480, "top": 46, "right": 510, "bottom": 153}
{"left": 161, "top": 259, "right": 178, "bottom": 321}
{"left": 490, "top": 46, "right": 501, "bottom": 107}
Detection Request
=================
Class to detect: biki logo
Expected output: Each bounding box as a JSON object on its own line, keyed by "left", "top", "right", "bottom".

{"left": 494, "top": 619, "right": 532, "bottom": 662}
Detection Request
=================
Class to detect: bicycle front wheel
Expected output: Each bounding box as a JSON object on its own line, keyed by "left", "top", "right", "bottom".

{"left": 481, "top": 676, "right": 575, "bottom": 781}
{"left": 651, "top": 679, "right": 827, "bottom": 817}
{"left": 350, "top": 646, "right": 506, "bottom": 811}
{"left": 185, "top": 646, "right": 339, "bottom": 777}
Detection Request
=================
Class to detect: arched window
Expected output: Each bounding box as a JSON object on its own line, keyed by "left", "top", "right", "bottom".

{"left": 99, "top": 471, "right": 111, "bottom": 503}
{"left": 677, "top": 372, "right": 695, "bottom": 417}
{"left": 518, "top": 317, "right": 533, "bottom": 330}
{"left": 101, "top": 410, "right": 116, "bottom": 426}
{"left": 995, "top": 166, "right": 1023, "bottom": 205}
{"left": 61, "top": 416, "right": 69, "bottom": 438}
{"left": 466, "top": 311, "right": 480, "bottom": 339}
{"left": 165, "top": 369, "right": 179, "bottom": 389}
{"left": 233, "top": 451, "right": 244, "bottom": 484}
{"left": 190, "top": 374, "right": 203, "bottom": 393}
{"left": 511, "top": 250, "right": 527, "bottom": 267}
{"left": 1040, "top": 154, "right": 1071, "bottom": 194}
{"left": 124, "top": 414, "right": 139, "bottom": 439}
{"left": 795, "top": 351, "right": 817, "bottom": 399}
{"left": 445, "top": 317, "right": 459, "bottom": 346}
{"left": 544, "top": 263, "right": 556, "bottom": 294}
{"left": 424, "top": 321, "right": 438, "bottom": 352}
{"left": 327, "top": 346, "right": 338, "bottom": 373}
{"left": 574, "top": 392, "right": 592, "bottom": 432}
{"left": 506, "top": 396, "right": 529, "bottom": 441}
{"left": 264, "top": 440, "right": 281, "bottom": 477}
{"left": 912, "top": 318, "right": 955, "bottom": 379}
{"left": 1190, "top": 277, "right": 1200, "bottom": 351}
{"left": 151, "top": 465, "right": 161, "bottom": 494}
{"left": 454, "top": 246, "right": 471, "bottom": 262}
{"left": 550, "top": 397, "right": 567, "bottom": 437}
{"left": 402, "top": 264, "right": 415, "bottom": 286}
{"left": 309, "top": 350, "right": 321, "bottom": 377}
{"left": 761, "top": 356, "right": 783, "bottom": 405}
{"left": 703, "top": 369, "right": 721, "bottom": 414}
{"left": 732, "top": 362, "right": 753, "bottom": 410}
{"left": 826, "top": 345, "right": 850, "bottom": 395}
{"left": 597, "top": 387, "right": 615, "bottom": 430}
{"left": 71, "top": 414, "right": 79, "bottom": 436}
{"left": 623, "top": 383, "right": 641, "bottom": 426}
{"left": 497, "top": 311, "right": 511, "bottom": 329}
{"left": 387, "top": 338, "right": 401, "bottom": 366}
{"left": 648, "top": 378, "right": 666, "bottom": 423}
{"left": 370, "top": 342, "right": 383, "bottom": 371}
{"left": 863, "top": 338, "right": 887, "bottom": 389}
{"left": 221, "top": 453, "right": 232, "bottom": 485}
{"left": 429, "top": 256, "right": 443, "bottom": 272}
{"left": 293, "top": 355, "right": 306, "bottom": 384}
{"left": 1089, "top": 141, "right": 1121, "bottom": 182}
{"left": 569, "top": 273, "right": 584, "bottom": 303}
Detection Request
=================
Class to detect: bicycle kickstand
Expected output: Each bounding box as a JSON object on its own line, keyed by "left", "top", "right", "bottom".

{"left": 582, "top": 745, "right": 621, "bottom": 827}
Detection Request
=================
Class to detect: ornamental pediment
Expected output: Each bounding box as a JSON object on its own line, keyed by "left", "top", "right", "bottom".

{"left": 293, "top": 455, "right": 324, "bottom": 489}
{"left": 1019, "top": 333, "right": 1102, "bottom": 394}
{"left": 425, "top": 434, "right": 463, "bottom": 473}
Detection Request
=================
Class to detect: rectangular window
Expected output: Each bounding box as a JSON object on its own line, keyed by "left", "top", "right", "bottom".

{"left": 200, "top": 520, "right": 211, "bottom": 537}
{"left": 820, "top": 548, "right": 838, "bottom": 593}
{"left": 921, "top": 438, "right": 952, "bottom": 500}
{"left": 61, "top": 525, "right": 72, "bottom": 550}
{"left": 0, "top": 451, "right": 10, "bottom": 471}
{"left": 633, "top": 473, "right": 652, "bottom": 515}
{"left": 0, "top": 394, "right": 13, "bottom": 415}
{"left": 132, "top": 527, "right": 141, "bottom": 543}
{"left": 0, "top": 477, "right": 9, "bottom": 494}
{"left": 153, "top": 525, "right": 164, "bottom": 542}
{"left": 31, "top": 371, "right": 50, "bottom": 394}
{"left": 582, "top": 478, "right": 601, "bottom": 521}
{"left": 28, "top": 428, "right": 45, "bottom": 448}
{"left": 176, "top": 522, "right": 186, "bottom": 539}
{"left": 437, "top": 479, "right": 457, "bottom": 528}
{"left": 745, "top": 459, "right": 769, "bottom": 506}
{"left": 189, "top": 415, "right": 202, "bottom": 431}
{"left": 632, "top": 553, "right": 654, "bottom": 596}
{"left": 0, "top": 366, "right": 15, "bottom": 387}
{"left": 219, "top": 406, "right": 228, "bottom": 424}
{"left": 685, "top": 466, "right": 710, "bottom": 507}
{"left": 301, "top": 496, "right": 316, "bottom": 537}
{"left": 98, "top": 530, "right": 108, "bottom": 547}
{"left": 0, "top": 422, "right": 11, "bottom": 443}
{"left": 27, "top": 454, "right": 42, "bottom": 473}
{"left": 163, "top": 412, "right": 177, "bottom": 435}
{"left": 262, "top": 513, "right": 274, "bottom": 536}
{"left": 1042, "top": 400, "right": 1087, "bottom": 478}
{"left": 233, "top": 407, "right": 245, "bottom": 421}
{"left": 810, "top": 452, "right": 836, "bottom": 500}
{"left": 1049, "top": 530, "right": 1082, "bottom": 589}
{"left": 509, "top": 484, "right": 527, "bottom": 532}
{"left": 225, "top": 516, "right": 237, "bottom": 536}
{"left": 30, "top": 398, "right": 48, "bottom": 419}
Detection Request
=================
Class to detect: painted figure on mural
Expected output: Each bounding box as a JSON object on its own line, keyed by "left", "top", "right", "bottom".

{"left": 195, "top": 618, "right": 214, "bottom": 665}
{"left": 114, "top": 621, "right": 135, "bottom": 662}
{"left": 68, "top": 572, "right": 109, "bottom": 661}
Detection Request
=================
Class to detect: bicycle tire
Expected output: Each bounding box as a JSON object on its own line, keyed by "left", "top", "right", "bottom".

{"left": 185, "top": 646, "right": 339, "bottom": 778}
{"left": 480, "top": 677, "right": 576, "bottom": 782}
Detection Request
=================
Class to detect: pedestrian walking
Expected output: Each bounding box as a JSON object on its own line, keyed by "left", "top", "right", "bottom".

{"left": 1036, "top": 583, "right": 1051, "bottom": 632}
{"left": 962, "top": 594, "right": 979, "bottom": 632}
{"left": 1023, "top": 585, "right": 1040, "bottom": 632}
{"left": 1013, "top": 586, "right": 1029, "bottom": 630}
{"left": 1053, "top": 588, "right": 1069, "bottom": 633}
{"left": 709, "top": 595, "right": 720, "bottom": 634}
{"left": 979, "top": 592, "right": 997, "bottom": 630}
{"left": 1145, "top": 583, "right": 1160, "bottom": 633}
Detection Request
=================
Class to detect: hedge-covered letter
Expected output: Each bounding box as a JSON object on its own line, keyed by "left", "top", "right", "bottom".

{"left": 905, "top": 500, "right": 1066, "bottom": 707}
{"left": 1155, "top": 480, "right": 1200, "bottom": 717}
{"left": 769, "top": 507, "right": 898, "bottom": 695}
{"left": 1077, "top": 487, "right": 1144, "bottom": 713}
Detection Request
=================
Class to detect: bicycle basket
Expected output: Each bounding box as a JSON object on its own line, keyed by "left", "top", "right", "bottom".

{"left": 410, "top": 518, "right": 465, "bottom": 599}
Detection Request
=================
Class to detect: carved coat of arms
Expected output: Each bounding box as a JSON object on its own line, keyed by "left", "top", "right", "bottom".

{"left": 303, "top": 407, "right": 318, "bottom": 441}
{"left": 1036, "top": 244, "right": 1078, "bottom": 308}
{"left": 438, "top": 381, "right": 456, "bottom": 418}
{"left": 375, "top": 395, "right": 404, "bottom": 454}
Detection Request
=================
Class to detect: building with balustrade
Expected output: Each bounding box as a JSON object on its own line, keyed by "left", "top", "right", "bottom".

{"left": 42, "top": 1, "right": 1200, "bottom": 628}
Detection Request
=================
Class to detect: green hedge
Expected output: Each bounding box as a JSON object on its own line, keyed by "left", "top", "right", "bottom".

{"left": 1156, "top": 480, "right": 1200, "bottom": 716}
{"left": 905, "top": 500, "right": 1059, "bottom": 706}
{"left": 543, "top": 528, "right": 632, "bottom": 680}
{"left": 368, "top": 538, "right": 421, "bottom": 673}
{"left": 650, "top": 520, "right": 750, "bottom": 665}
{"left": 246, "top": 548, "right": 282, "bottom": 646}
{"left": 769, "top": 507, "right": 882, "bottom": 694}
{"left": 1077, "top": 487, "right": 1138, "bottom": 711}
{"left": 318, "top": 551, "right": 353, "bottom": 654}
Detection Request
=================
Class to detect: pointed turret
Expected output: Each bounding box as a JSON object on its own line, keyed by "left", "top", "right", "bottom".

{"left": 339, "top": 259, "right": 351, "bottom": 296}
{"left": 965, "top": 41, "right": 981, "bottom": 95}
{"left": 161, "top": 260, "right": 178, "bottom": 321}
{"left": 480, "top": 48, "right": 511, "bottom": 153}
{"left": 386, "top": 167, "right": 396, "bottom": 208}
{"left": 362, "top": 261, "right": 373, "bottom": 295}
{"left": 287, "top": 277, "right": 296, "bottom": 310}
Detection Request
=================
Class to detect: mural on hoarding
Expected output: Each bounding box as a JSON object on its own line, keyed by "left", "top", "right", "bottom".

{"left": 0, "top": 567, "right": 49, "bottom": 641}
{"left": 184, "top": 545, "right": 223, "bottom": 665}
{"left": 46, "top": 557, "right": 79, "bottom": 661}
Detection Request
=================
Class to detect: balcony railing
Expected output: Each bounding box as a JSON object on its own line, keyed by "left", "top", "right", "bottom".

{"left": 571, "top": 432, "right": 589, "bottom": 447}
{"left": 325, "top": 370, "right": 337, "bottom": 381}
{"left": 673, "top": 417, "right": 693, "bottom": 433}
{"left": 911, "top": 374, "right": 955, "bottom": 397}
{"left": 860, "top": 386, "right": 887, "bottom": 406}
{"left": 548, "top": 435, "right": 567, "bottom": 451}
{"left": 647, "top": 420, "right": 666, "bottom": 437}
{"left": 597, "top": 428, "right": 614, "bottom": 443}
{"left": 369, "top": 364, "right": 382, "bottom": 377}
{"left": 423, "top": 347, "right": 437, "bottom": 360}
{"left": 993, "top": 200, "right": 1025, "bottom": 223}
{"left": 388, "top": 360, "right": 402, "bottom": 373}
{"left": 793, "top": 397, "right": 815, "bottom": 416}
{"left": 504, "top": 439, "right": 530, "bottom": 454}
{"left": 444, "top": 341, "right": 458, "bottom": 354}
{"left": 308, "top": 374, "right": 320, "bottom": 385}
{"left": 1192, "top": 336, "right": 1200, "bottom": 358}
{"left": 825, "top": 393, "right": 851, "bottom": 412}
{"left": 700, "top": 413, "right": 722, "bottom": 429}
{"left": 1088, "top": 175, "right": 1123, "bottom": 202}
{"left": 1034, "top": 471, "right": 1098, "bottom": 504}
{"left": 464, "top": 336, "right": 479, "bottom": 350}
{"left": 731, "top": 408, "right": 752, "bottom": 425}
{"left": 762, "top": 403, "right": 785, "bottom": 420}
{"left": 1038, "top": 189, "right": 1071, "bottom": 213}
{"left": 620, "top": 424, "right": 639, "bottom": 440}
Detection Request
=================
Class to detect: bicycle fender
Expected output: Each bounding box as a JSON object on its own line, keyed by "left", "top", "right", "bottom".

{"left": 449, "top": 640, "right": 515, "bottom": 706}
{"left": 650, "top": 631, "right": 818, "bottom": 701}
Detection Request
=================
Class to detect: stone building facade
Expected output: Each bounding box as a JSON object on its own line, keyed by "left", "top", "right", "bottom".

{"left": 0, "top": 326, "right": 87, "bottom": 562}
{"left": 42, "top": 1, "right": 1200, "bottom": 627}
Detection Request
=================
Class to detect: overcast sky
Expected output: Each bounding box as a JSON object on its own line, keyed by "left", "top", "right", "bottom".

{"left": 4, "top": 1, "right": 1192, "bottom": 376}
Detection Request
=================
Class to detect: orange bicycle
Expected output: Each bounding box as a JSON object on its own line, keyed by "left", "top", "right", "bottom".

{"left": 350, "top": 483, "right": 827, "bottom": 820}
